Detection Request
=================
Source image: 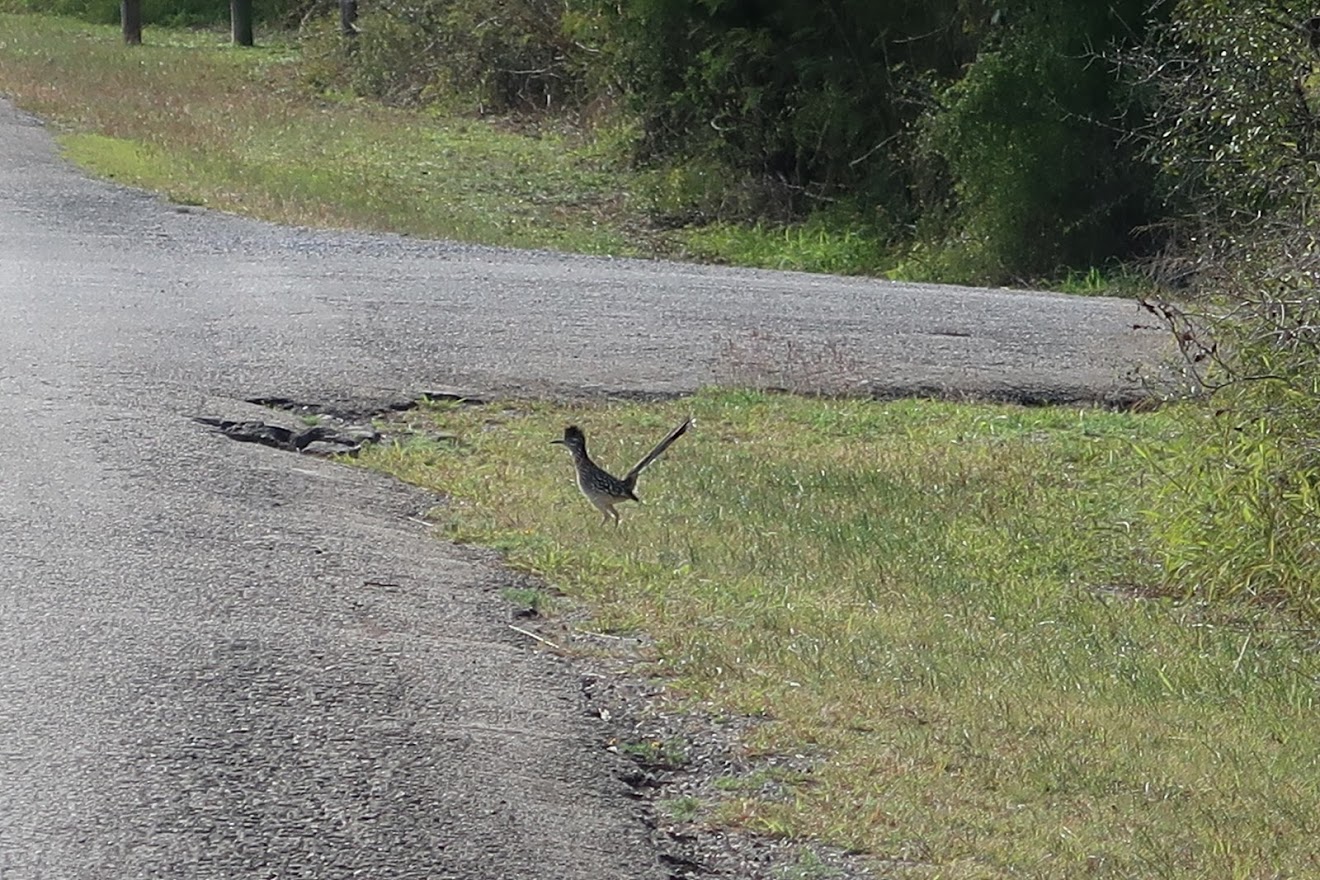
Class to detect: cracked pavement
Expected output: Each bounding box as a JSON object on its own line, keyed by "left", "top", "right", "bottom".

{"left": 0, "top": 96, "right": 1170, "bottom": 879}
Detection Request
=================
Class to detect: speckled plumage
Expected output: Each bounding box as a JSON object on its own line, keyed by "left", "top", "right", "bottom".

{"left": 551, "top": 418, "right": 691, "bottom": 524}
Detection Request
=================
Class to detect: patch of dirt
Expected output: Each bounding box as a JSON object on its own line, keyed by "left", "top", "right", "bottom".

{"left": 587, "top": 676, "right": 872, "bottom": 879}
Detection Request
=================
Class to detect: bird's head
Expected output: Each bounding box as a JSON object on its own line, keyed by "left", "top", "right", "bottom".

{"left": 550, "top": 425, "right": 587, "bottom": 451}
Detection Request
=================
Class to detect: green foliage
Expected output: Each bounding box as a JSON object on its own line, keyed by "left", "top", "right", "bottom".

{"left": 618, "top": 0, "right": 978, "bottom": 220}
{"left": 674, "top": 211, "right": 890, "bottom": 276}
{"left": 657, "top": 795, "right": 701, "bottom": 822}
{"left": 921, "top": 0, "right": 1158, "bottom": 282}
{"left": 1144, "top": 275, "right": 1320, "bottom": 618}
{"left": 600, "top": 0, "right": 1167, "bottom": 280}
{"left": 1140, "top": 0, "right": 1320, "bottom": 220}
{"left": 618, "top": 737, "right": 689, "bottom": 770}
{"left": 1148, "top": 404, "right": 1320, "bottom": 617}
{"left": 637, "top": 154, "right": 766, "bottom": 226}
{"left": 500, "top": 586, "right": 555, "bottom": 616}
{"left": 306, "top": 0, "right": 1190, "bottom": 281}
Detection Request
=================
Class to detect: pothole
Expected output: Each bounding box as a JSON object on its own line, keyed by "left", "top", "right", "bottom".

{"left": 197, "top": 391, "right": 487, "bottom": 456}
{"left": 193, "top": 416, "right": 380, "bottom": 456}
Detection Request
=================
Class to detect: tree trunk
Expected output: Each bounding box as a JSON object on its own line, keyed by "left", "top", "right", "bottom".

{"left": 340, "top": 0, "right": 358, "bottom": 37}
{"left": 121, "top": 0, "right": 141, "bottom": 45}
{"left": 230, "top": 0, "right": 254, "bottom": 47}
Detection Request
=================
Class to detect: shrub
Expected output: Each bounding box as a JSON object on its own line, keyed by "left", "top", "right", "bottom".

{"left": 919, "top": 0, "right": 1158, "bottom": 283}
{"left": 606, "top": 0, "right": 1164, "bottom": 278}
{"left": 300, "top": 0, "right": 611, "bottom": 113}
{"left": 1143, "top": 259, "right": 1320, "bottom": 613}
{"left": 1132, "top": 0, "right": 1320, "bottom": 618}
{"left": 625, "top": 1, "right": 976, "bottom": 216}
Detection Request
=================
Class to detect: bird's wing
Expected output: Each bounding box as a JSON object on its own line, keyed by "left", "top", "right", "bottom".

{"left": 624, "top": 418, "right": 692, "bottom": 484}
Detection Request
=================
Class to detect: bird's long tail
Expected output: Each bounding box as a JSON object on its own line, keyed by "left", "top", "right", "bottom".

{"left": 623, "top": 418, "right": 692, "bottom": 487}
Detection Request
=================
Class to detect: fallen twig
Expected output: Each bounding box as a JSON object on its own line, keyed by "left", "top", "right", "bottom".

{"left": 507, "top": 623, "right": 567, "bottom": 653}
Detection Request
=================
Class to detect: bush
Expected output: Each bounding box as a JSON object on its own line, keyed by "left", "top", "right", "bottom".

{"left": 919, "top": 0, "right": 1158, "bottom": 283}
{"left": 615, "top": 0, "right": 982, "bottom": 224}
{"left": 607, "top": 0, "right": 1166, "bottom": 278}
{"left": 300, "top": 0, "right": 611, "bottom": 113}
{"left": 297, "top": 0, "right": 1165, "bottom": 280}
{"left": 1141, "top": 232, "right": 1320, "bottom": 618}
{"left": 1133, "top": 0, "right": 1320, "bottom": 618}
{"left": 1145, "top": 364, "right": 1320, "bottom": 617}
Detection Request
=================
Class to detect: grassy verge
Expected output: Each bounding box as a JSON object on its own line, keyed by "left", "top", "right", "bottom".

{"left": 359, "top": 390, "right": 1320, "bottom": 880}
{"left": 0, "top": 15, "right": 643, "bottom": 254}
{"left": 0, "top": 13, "right": 899, "bottom": 273}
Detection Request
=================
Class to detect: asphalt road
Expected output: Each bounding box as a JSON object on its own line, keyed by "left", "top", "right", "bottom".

{"left": 0, "top": 95, "right": 1170, "bottom": 879}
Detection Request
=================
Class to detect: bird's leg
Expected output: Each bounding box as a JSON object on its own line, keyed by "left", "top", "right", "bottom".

{"left": 591, "top": 496, "right": 619, "bottom": 526}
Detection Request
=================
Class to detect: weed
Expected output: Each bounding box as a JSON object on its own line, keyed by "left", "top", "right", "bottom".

{"left": 617, "top": 737, "right": 690, "bottom": 771}
{"left": 657, "top": 795, "right": 702, "bottom": 822}
{"left": 1055, "top": 264, "right": 1153, "bottom": 298}
{"left": 500, "top": 586, "right": 554, "bottom": 618}
{"left": 674, "top": 217, "right": 893, "bottom": 276}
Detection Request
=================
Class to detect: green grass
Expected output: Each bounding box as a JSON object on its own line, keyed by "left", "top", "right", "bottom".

{"left": 1054, "top": 265, "right": 1153, "bottom": 299}
{"left": 500, "top": 585, "right": 555, "bottom": 617}
{"left": 0, "top": 14, "right": 643, "bottom": 254}
{"left": 359, "top": 390, "right": 1320, "bottom": 879}
{"left": 0, "top": 13, "right": 901, "bottom": 270}
{"left": 675, "top": 217, "right": 891, "bottom": 276}
{"left": 658, "top": 795, "right": 703, "bottom": 822}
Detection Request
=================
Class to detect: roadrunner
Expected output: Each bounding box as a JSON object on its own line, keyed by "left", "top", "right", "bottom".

{"left": 551, "top": 418, "right": 692, "bottom": 524}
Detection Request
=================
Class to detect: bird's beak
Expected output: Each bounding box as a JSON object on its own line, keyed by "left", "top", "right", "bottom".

{"left": 549, "top": 439, "right": 565, "bottom": 446}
